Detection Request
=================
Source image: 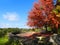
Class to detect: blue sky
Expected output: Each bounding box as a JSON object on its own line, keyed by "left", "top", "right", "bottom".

{"left": 0, "top": 0, "right": 56, "bottom": 28}
{"left": 0, "top": 0, "right": 37, "bottom": 28}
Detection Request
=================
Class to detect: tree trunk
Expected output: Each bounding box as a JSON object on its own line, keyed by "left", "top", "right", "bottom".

{"left": 45, "top": 25, "right": 48, "bottom": 33}
{"left": 45, "top": 22, "right": 48, "bottom": 32}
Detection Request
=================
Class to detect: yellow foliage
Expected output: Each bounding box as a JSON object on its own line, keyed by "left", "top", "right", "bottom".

{"left": 52, "top": 9, "right": 58, "bottom": 14}
{"left": 56, "top": 13, "right": 60, "bottom": 17}
{"left": 56, "top": 5, "right": 60, "bottom": 11}
{"left": 58, "top": 0, "right": 60, "bottom": 2}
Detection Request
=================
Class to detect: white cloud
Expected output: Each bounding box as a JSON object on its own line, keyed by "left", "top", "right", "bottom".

{"left": 0, "top": 23, "right": 30, "bottom": 28}
{"left": 3, "top": 12, "right": 19, "bottom": 21}
{"left": 0, "top": 23, "right": 19, "bottom": 28}
{"left": 0, "top": 23, "right": 10, "bottom": 28}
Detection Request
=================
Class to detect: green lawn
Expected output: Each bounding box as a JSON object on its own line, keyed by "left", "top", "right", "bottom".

{"left": 0, "top": 35, "right": 8, "bottom": 45}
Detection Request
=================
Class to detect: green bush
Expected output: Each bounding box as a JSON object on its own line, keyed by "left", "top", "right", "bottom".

{"left": 0, "top": 30, "right": 6, "bottom": 37}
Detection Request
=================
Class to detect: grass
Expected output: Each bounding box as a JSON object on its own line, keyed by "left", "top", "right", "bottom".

{"left": 0, "top": 35, "right": 8, "bottom": 45}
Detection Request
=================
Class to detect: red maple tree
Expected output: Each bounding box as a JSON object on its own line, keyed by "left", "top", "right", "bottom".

{"left": 27, "top": 0, "right": 59, "bottom": 33}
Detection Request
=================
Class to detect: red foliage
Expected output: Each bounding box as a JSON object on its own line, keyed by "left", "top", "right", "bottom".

{"left": 27, "top": 0, "right": 59, "bottom": 29}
